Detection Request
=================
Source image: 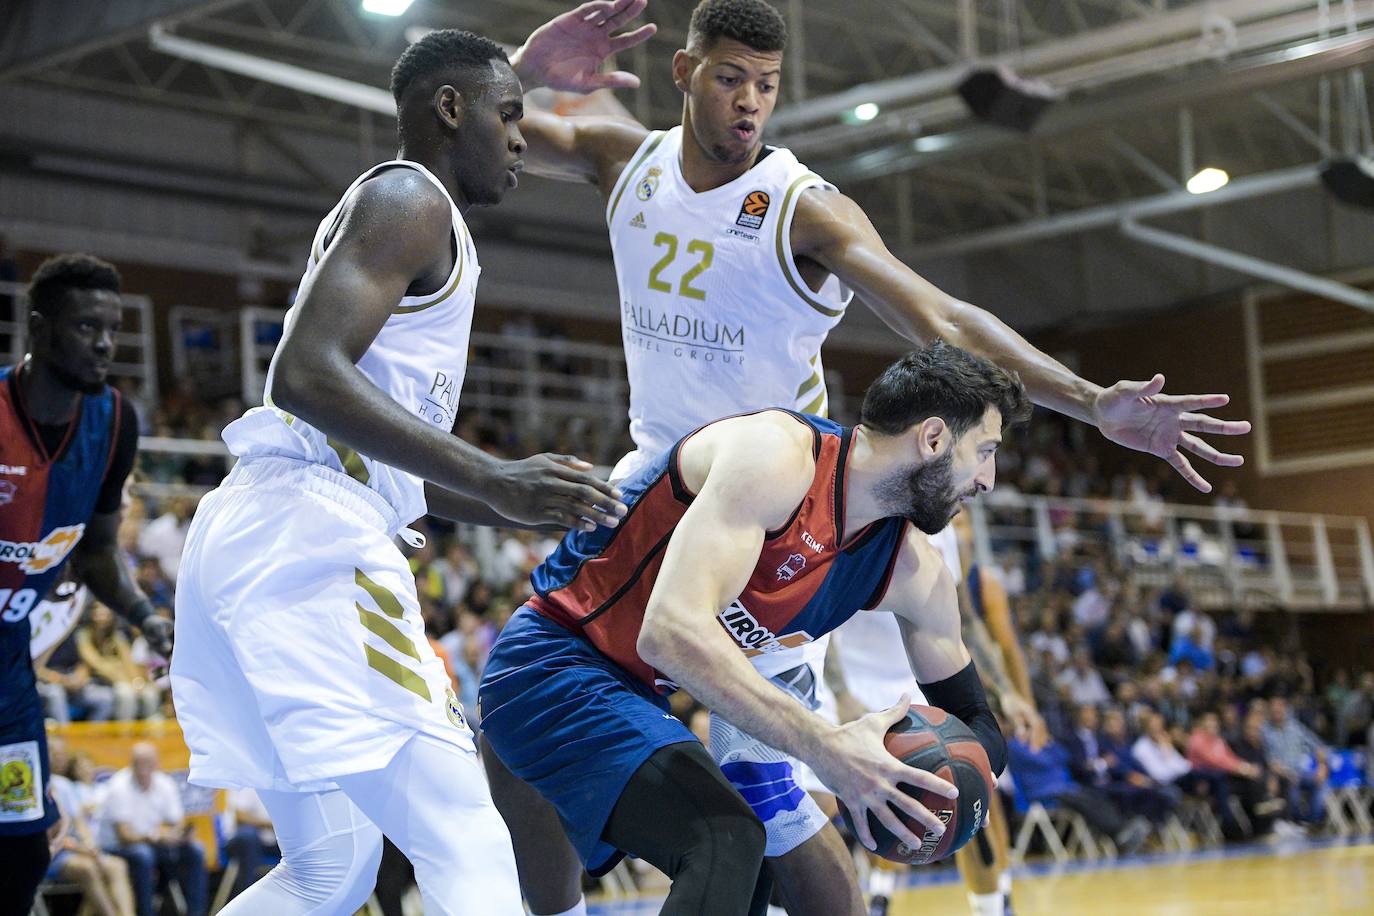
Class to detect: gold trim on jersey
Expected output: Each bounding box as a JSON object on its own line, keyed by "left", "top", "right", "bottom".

{"left": 329, "top": 438, "right": 371, "bottom": 485}
{"left": 801, "top": 388, "right": 827, "bottom": 416}
{"left": 356, "top": 602, "right": 423, "bottom": 661}
{"left": 607, "top": 131, "right": 668, "bottom": 228}
{"left": 356, "top": 568, "right": 405, "bottom": 619}
{"left": 395, "top": 221, "right": 467, "bottom": 314}
{"left": 775, "top": 173, "right": 845, "bottom": 319}
{"left": 795, "top": 353, "right": 823, "bottom": 400}
{"left": 364, "top": 644, "right": 431, "bottom": 701}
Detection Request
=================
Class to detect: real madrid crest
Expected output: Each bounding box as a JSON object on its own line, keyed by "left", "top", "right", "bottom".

{"left": 636, "top": 166, "right": 662, "bottom": 201}
{"left": 445, "top": 686, "right": 468, "bottom": 731}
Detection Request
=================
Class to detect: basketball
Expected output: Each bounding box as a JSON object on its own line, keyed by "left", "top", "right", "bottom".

{"left": 841, "top": 704, "right": 995, "bottom": 865}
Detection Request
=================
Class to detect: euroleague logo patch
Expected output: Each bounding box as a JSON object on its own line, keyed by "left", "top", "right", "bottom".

{"left": 0, "top": 524, "right": 86, "bottom": 574}
{"left": 736, "top": 190, "right": 771, "bottom": 229}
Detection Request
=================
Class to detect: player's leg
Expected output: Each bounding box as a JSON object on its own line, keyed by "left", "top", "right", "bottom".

{"left": 221, "top": 787, "right": 382, "bottom": 915}
{"left": 767, "top": 824, "right": 865, "bottom": 916}
{"left": 332, "top": 732, "right": 523, "bottom": 916}
{"left": 601, "top": 741, "right": 766, "bottom": 916}
{"left": 955, "top": 788, "right": 1011, "bottom": 916}
{"left": 480, "top": 732, "right": 587, "bottom": 916}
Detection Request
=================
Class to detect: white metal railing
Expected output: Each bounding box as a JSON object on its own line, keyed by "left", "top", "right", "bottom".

{"left": 0, "top": 279, "right": 159, "bottom": 409}
{"left": 967, "top": 492, "right": 1374, "bottom": 612}
{"left": 239, "top": 306, "right": 287, "bottom": 406}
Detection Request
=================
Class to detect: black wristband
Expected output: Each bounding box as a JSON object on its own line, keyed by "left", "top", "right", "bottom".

{"left": 920, "top": 659, "right": 1008, "bottom": 777}
{"left": 124, "top": 598, "right": 156, "bottom": 630}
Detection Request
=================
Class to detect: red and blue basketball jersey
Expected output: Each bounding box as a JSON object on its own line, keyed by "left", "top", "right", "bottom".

{"left": 530, "top": 411, "right": 908, "bottom": 693}
{"left": 1, "top": 364, "right": 119, "bottom": 735}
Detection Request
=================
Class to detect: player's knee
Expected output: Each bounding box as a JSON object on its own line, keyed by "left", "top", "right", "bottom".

{"left": 688, "top": 789, "right": 765, "bottom": 876}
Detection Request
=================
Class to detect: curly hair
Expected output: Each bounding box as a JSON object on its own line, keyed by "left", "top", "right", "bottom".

{"left": 390, "top": 29, "right": 510, "bottom": 105}
{"left": 861, "top": 340, "right": 1032, "bottom": 438}
{"left": 27, "top": 253, "right": 121, "bottom": 317}
{"left": 688, "top": 0, "right": 787, "bottom": 54}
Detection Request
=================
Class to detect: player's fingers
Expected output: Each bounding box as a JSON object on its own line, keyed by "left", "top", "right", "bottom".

{"left": 842, "top": 799, "right": 877, "bottom": 851}
{"left": 877, "top": 796, "right": 939, "bottom": 847}
{"left": 879, "top": 693, "right": 911, "bottom": 727}
{"left": 1166, "top": 448, "right": 1212, "bottom": 494}
{"left": 1115, "top": 373, "right": 1166, "bottom": 398}
{"left": 609, "top": 23, "right": 658, "bottom": 53}
{"left": 552, "top": 481, "right": 626, "bottom": 519}
{"left": 1179, "top": 413, "right": 1252, "bottom": 436}
{"left": 549, "top": 453, "right": 594, "bottom": 471}
{"left": 603, "top": 0, "right": 650, "bottom": 30}
{"left": 586, "top": 70, "right": 643, "bottom": 90}
{"left": 580, "top": 0, "right": 620, "bottom": 23}
{"left": 553, "top": 493, "right": 622, "bottom": 529}
{"left": 1156, "top": 393, "right": 1230, "bottom": 411}
{"left": 898, "top": 762, "right": 959, "bottom": 799}
{"left": 1180, "top": 432, "right": 1244, "bottom": 467}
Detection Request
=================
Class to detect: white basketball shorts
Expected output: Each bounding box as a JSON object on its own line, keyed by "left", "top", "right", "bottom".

{"left": 171, "top": 456, "right": 474, "bottom": 792}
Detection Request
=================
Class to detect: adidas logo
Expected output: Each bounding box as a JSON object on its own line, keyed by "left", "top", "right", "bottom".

{"left": 629, "top": 212, "right": 647, "bottom": 229}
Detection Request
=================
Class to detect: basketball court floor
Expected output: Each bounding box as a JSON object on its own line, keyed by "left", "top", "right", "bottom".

{"left": 587, "top": 837, "right": 1374, "bottom": 915}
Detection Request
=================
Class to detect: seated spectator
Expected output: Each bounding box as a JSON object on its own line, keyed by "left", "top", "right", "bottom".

{"left": 76, "top": 605, "right": 161, "bottom": 720}
{"left": 34, "top": 629, "right": 90, "bottom": 724}
{"left": 1261, "top": 696, "right": 1330, "bottom": 822}
{"left": 1056, "top": 648, "right": 1111, "bottom": 707}
{"left": 1187, "top": 710, "right": 1264, "bottom": 835}
{"left": 137, "top": 497, "right": 193, "bottom": 583}
{"left": 1168, "top": 619, "right": 1214, "bottom": 672}
{"left": 1090, "top": 706, "right": 1182, "bottom": 822}
{"left": 46, "top": 736, "right": 136, "bottom": 916}
{"left": 1335, "top": 672, "right": 1374, "bottom": 748}
{"left": 1007, "top": 734, "right": 1151, "bottom": 853}
{"left": 1092, "top": 615, "right": 1138, "bottom": 684}
{"left": 1028, "top": 608, "right": 1070, "bottom": 669}
{"left": 102, "top": 742, "right": 208, "bottom": 916}
{"left": 450, "top": 637, "right": 485, "bottom": 726}
{"left": 222, "top": 788, "right": 278, "bottom": 901}
{"left": 1231, "top": 707, "right": 1295, "bottom": 835}
{"left": 1135, "top": 711, "right": 1230, "bottom": 813}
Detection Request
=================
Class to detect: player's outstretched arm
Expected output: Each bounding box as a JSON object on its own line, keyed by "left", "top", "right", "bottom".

{"left": 272, "top": 170, "right": 625, "bottom": 531}
{"left": 509, "top": 0, "right": 653, "bottom": 185}
{"left": 70, "top": 517, "right": 171, "bottom": 656}
{"left": 876, "top": 529, "right": 1007, "bottom": 777}
{"left": 791, "top": 190, "right": 1250, "bottom": 492}
{"left": 637, "top": 412, "right": 957, "bottom": 851}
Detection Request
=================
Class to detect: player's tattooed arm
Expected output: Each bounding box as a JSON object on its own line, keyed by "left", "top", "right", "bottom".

{"left": 789, "top": 188, "right": 1250, "bottom": 493}
{"left": 639, "top": 412, "right": 957, "bottom": 851}
{"left": 272, "top": 170, "right": 625, "bottom": 532}
{"left": 510, "top": 0, "right": 653, "bottom": 186}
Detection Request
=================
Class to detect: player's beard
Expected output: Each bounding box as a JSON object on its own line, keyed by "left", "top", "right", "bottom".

{"left": 875, "top": 450, "right": 968, "bottom": 535}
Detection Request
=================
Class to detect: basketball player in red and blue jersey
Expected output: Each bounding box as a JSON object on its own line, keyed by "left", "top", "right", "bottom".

{"left": 0, "top": 255, "right": 171, "bottom": 913}
{"left": 479, "top": 341, "right": 1030, "bottom": 915}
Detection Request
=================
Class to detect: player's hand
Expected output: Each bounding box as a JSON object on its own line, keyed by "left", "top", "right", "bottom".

{"left": 489, "top": 454, "right": 627, "bottom": 532}
{"left": 813, "top": 694, "right": 959, "bottom": 853}
{"left": 47, "top": 807, "right": 70, "bottom": 857}
{"left": 511, "top": 0, "right": 657, "bottom": 93}
{"left": 1001, "top": 692, "right": 1047, "bottom": 752}
{"left": 1093, "top": 374, "right": 1251, "bottom": 493}
{"left": 140, "top": 615, "right": 175, "bottom": 658}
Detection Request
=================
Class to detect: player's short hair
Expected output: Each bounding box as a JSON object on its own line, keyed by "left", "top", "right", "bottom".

{"left": 390, "top": 29, "right": 510, "bottom": 106}
{"left": 860, "top": 340, "right": 1031, "bottom": 438}
{"left": 688, "top": 0, "right": 787, "bottom": 54}
{"left": 27, "top": 253, "right": 121, "bottom": 318}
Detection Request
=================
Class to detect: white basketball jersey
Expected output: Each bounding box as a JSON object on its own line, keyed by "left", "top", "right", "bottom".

{"left": 606, "top": 126, "right": 853, "bottom": 460}
{"left": 833, "top": 526, "right": 962, "bottom": 707}
{"left": 222, "top": 160, "right": 479, "bottom": 525}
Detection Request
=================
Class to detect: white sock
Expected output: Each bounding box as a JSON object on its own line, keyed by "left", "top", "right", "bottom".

{"left": 968, "top": 891, "right": 1005, "bottom": 916}
{"left": 998, "top": 871, "right": 1012, "bottom": 896}
{"left": 539, "top": 900, "right": 587, "bottom": 916}
{"left": 868, "top": 869, "right": 897, "bottom": 896}
{"left": 766, "top": 906, "right": 789, "bottom": 916}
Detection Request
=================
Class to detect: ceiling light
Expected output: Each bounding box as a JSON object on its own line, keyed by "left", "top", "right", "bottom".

{"left": 852, "top": 103, "right": 880, "bottom": 122}
{"left": 361, "top": 0, "right": 415, "bottom": 16}
{"left": 1186, "top": 167, "right": 1230, "bottom": 194}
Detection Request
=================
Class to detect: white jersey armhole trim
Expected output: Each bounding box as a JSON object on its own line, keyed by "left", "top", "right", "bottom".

{"left": 308, "top": 159, "right": 466, "bottom": 314}
{"left": 606, "top": 129, "right": 668, "bottom": 227}
{"left": 775, "top": 174, "right": 855, "bottom": 320}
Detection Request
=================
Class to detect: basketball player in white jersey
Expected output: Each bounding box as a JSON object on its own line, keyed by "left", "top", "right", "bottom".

{"left": 170, "top": 30, "right": 628, "bottom": 916}
{"left": 486, "top": 3, "right": 1251, "bottom": 915}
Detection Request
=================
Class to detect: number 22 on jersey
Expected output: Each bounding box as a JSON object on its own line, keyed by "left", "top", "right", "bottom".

{"left": 646, "top": 232, "right": 714, "bottom": 301}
